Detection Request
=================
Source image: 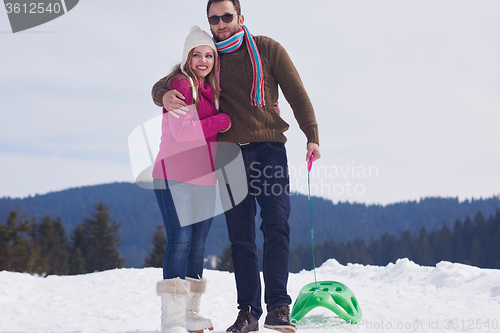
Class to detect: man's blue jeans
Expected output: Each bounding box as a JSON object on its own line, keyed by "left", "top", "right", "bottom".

{"left": 221, "top": 142, "right": 292, "bottom": 319}
{"left": 154, "top": 178, "right": 214, "bottom": 279}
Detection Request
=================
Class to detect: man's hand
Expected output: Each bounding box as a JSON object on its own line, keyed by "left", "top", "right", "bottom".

{"left": 163, "top": 90, "right": 188, "bottom": 118}
{"left": 306, "top": 142, "right": 321, "bottom": 164}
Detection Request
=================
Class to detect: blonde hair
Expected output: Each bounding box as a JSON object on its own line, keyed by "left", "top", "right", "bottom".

{"left": 164, "top": 49, "right": 220, "bottom": 110}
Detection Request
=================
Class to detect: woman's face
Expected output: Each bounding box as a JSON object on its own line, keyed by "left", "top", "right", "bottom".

{"left": 190, "top": 45, "right": 215, "bottom": 80}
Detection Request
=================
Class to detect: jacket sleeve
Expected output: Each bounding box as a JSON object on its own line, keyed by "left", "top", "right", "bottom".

{"left": 199, "top": 113, "right": 231, "bottom": 138}
{"left": 269, "top": 39, "right": 320, "bottom": 145}
{"left": 168, "top": 78, "right": 230, "bottom": 142}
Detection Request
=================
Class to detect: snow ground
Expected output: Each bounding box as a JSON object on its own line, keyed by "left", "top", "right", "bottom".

{"left": 1, "top": 258, "right": 500, "bottom": 333}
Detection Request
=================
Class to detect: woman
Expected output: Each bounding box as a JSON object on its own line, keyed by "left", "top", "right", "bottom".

{"left": 153, "top": 26, "right": 230, "bottom": 333}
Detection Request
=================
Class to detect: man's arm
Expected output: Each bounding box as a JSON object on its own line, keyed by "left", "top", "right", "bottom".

{"left": 269, "top": 38, "right": 321, "bottom": 161}
{"left": 152, "top": 76, "right": 168, "bottom": 108}
{"left": 151, "top": 76, "right": 188, "bottom": 117}
{"left": 270, "top": 39, "right": 319, "bottom": 144}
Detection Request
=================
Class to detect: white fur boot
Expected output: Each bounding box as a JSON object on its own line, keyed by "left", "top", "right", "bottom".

{"left": 157, "top": 278, "right": 191, "bottom": 333}
{"left": 185, "top": 277, "right": 214, "bottom": 333}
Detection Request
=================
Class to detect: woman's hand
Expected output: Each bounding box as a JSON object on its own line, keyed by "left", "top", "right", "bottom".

{"left": 219, "top": 119, "right": 231, "bottom": 133}
{"left": 274, "top": 101, "right": 281, "bottom": 116}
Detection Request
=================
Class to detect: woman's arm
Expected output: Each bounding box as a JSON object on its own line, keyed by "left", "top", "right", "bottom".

{"left": 168, "top": 78, "right": 230, "bottom": 142}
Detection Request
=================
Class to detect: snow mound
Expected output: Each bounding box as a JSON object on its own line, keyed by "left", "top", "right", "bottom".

{"left": 427, "top": 261, "right": 484, "bottom": 289}
{"left": 1, "top": 260, "right": 500, "bottom": 333}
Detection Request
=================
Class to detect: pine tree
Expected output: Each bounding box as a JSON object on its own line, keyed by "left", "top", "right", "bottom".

{"left": 487, "top": 210, "right": 500, "bottom": 268}
{"left": 68, "top": 224, "right": 87, "bottom": 275}
{"left": 312, "top": 244, "right": 324, "bottom": 268}
{"left": 144, "top": 225, "right": 167, "bottom": 268}
{"left": 77, "top": 202, "right": 124, "bottom": 273}
{"left": 296, "top": 242, "right": 313, "bottom": 269}
{"left": 216, "top": 243, "right": 233, "bottom": 272}
{"left": 0, "top": 210, "right": 41, "bottom": 273}
{"left": 321, "top": 240, "right": 336, "bottom": 264}
{"left": 373, "top": 232, "right": 398, "bottom": 265}
{"left": 303, "top": 244, "right": 315, "bottom": 269}
{"left": 395, "top": 230, "right": 413, "bottom": 261}
{"left": 416, "top": 227, "right": 434, "bottom": 266}
{"left": 292, "top": 242, "right": 307, "bottom": 270}
{"left": 0, "top": 217, "right": 7, "bottom": 269}
{"left": 432, "top": 223, "right": 453, "bottom": 263}
{"left": 453, "top": 218, "right": 467, "bottom": 263}
{"left": 350, "top": 239, "right": 371, "bottom": 265}
{"left": 34, "top": 215, "right": 70, "bottom": 275}
{"left": 469, "top": 236, "right": 482, "bottom": 267}
{"left": 461, "top": 216, "right": 475, "bottom": 264}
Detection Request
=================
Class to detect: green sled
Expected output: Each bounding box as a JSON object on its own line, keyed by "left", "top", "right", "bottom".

{"left": 291, "top": 281, "right": 362, "bottom": 324}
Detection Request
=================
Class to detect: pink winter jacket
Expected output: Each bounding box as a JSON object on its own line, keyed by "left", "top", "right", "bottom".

{"left": 152, "top": 76, "right": 230, "bottom": 185}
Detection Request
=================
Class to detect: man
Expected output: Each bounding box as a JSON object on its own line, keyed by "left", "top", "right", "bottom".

{"left": 152, "top": 1, "right": 321, "bottom": 332}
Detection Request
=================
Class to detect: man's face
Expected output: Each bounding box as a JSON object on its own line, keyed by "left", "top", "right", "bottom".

{"left": 208, "top": 0, "right": 244, "bottom": 42}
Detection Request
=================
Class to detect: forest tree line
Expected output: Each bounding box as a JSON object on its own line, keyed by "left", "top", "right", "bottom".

{"left": 3, "top": 182, "right": 500, "bottom": 268}
{"left": 2, "top": 203, "right": 500, "bottom": 275}
{"left": 287, "top": 209, "right": 500, "bottom": 272}
{"left": 0, "top": 202, "right": 124, "bottom": 275}
{"left": 215, "top": 209, "right": 500, "bottom": 273}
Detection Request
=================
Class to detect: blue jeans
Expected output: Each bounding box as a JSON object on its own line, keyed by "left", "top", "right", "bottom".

{"left": 154, "top": 178, "right": 214, "bottom": 279}
{"left": 219, "top": 142, "right": 292, "bottom": 319}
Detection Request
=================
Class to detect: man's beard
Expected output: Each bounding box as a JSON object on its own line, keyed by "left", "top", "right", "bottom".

{"left": 212, "top": 26, "right": 240, "bottom": 42}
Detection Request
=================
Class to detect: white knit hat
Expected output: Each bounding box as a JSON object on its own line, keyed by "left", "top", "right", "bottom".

{"left": 181, "top": 25, "right": 217, "bottom": 75}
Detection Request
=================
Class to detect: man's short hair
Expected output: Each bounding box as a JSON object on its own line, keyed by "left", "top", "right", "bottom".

{"left": 206, "top": 0, "right": 241, "bottom": 16}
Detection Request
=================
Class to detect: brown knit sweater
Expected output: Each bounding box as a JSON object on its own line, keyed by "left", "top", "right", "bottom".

{"left": 152, "top": 35, "right": 319, "bottom": 145}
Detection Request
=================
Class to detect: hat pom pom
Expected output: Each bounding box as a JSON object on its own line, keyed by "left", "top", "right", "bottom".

{"left": 189, "top": 25, "right": 201, "bottom": 34}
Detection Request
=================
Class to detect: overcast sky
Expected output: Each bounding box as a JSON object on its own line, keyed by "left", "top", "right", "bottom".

{"left": 1, "top": 0, "right": 499, "bottom": 205}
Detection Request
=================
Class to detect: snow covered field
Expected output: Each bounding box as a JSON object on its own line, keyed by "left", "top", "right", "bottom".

{"left": 1, "top": 258, "right": 500, "bottom": 333}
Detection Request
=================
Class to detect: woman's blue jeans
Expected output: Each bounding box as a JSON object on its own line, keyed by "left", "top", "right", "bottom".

{"left": 154, "top": 178, "right": 214, "bottom": 279}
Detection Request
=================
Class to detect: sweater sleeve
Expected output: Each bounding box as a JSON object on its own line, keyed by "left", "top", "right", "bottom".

{"left": 200, "top": 113, "right": 231, "bottom": 138}
{"left": 152, "top": 76, "right": 168, "bottom": 107}
{"left": 168, "top": 78, "right": 230, "bottom": 142}
{"left": 269, "top": 39, "right": 320, "bottom": 145}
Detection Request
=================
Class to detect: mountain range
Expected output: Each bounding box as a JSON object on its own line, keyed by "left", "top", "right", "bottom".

{"left": 1, "top": 182, "right": 499, "bottom": 267}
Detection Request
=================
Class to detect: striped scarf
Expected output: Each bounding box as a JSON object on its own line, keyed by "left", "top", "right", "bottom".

{"left": 215, "top": 25, "right": 265, "bottom": 107}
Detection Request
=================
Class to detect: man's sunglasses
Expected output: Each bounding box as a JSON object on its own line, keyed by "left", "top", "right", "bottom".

{"left": 208, "top": 14, "right": 235, "bottom": 25}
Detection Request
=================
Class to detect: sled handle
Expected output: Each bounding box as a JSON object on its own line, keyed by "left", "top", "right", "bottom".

{"left": 308, "top": 153, "right": 314, "bottom": 172}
